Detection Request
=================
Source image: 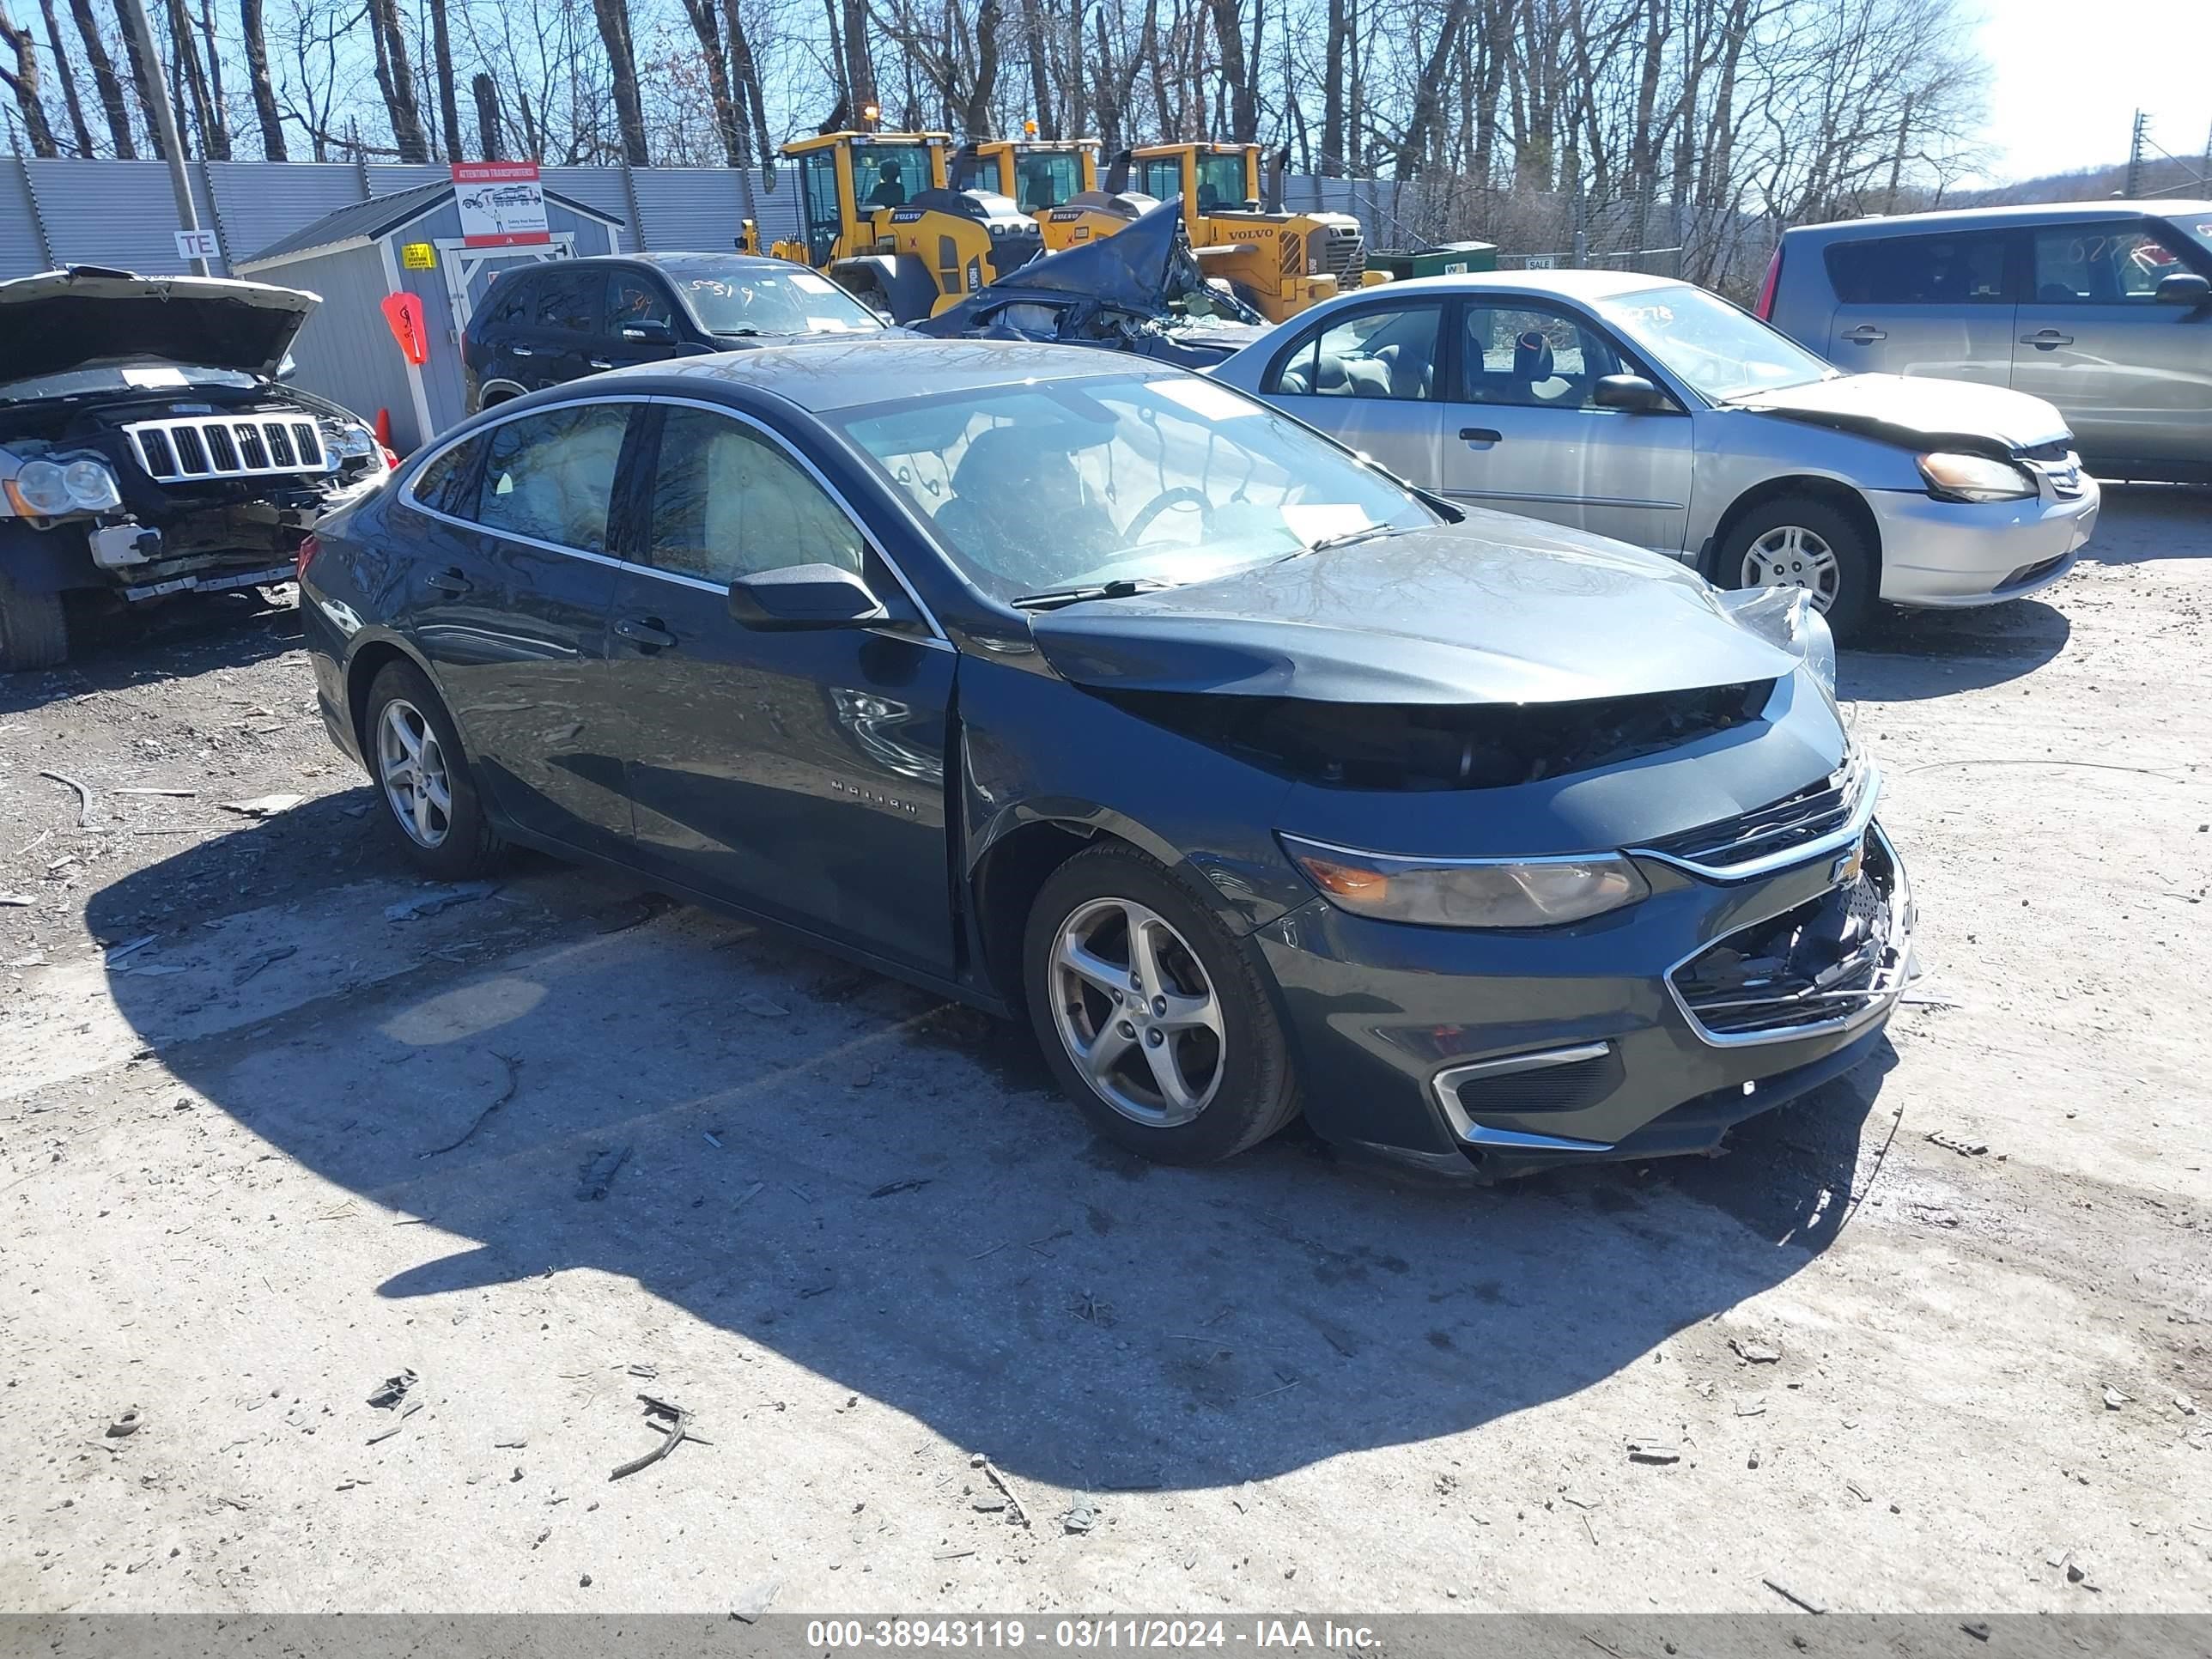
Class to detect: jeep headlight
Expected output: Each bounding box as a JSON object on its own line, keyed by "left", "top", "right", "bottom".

{"left": 6, "top": 456, "right": 122, "bottom": 517}
{"left": 1718, "top": 584, "right": 1835, "bottom": 695}
{"left": 328, "top": 422, "right": 377, "bottom": 459}
{"left": 1279, "top": 836, "right": 1650, "bottom": 929}
{"left": 1917, "top": 450, "right": 2035, "bottom": 503}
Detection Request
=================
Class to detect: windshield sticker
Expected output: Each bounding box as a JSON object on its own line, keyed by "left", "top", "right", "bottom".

{"left": 789, "top": 271, "right": 840, "bottom": 295}
{"left": 121, "top": 367, "right": 190, "bottom": 388}
{"left": 1282, "top": 502, "right": 1374, "bottom": 545}
{"left": 1149, "top": 378, "right": 1259, "bottom": 420}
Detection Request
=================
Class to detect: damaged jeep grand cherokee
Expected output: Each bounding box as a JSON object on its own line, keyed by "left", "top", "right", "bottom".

{"left": 0, "top": 267, "right": 390, "bottom": 672}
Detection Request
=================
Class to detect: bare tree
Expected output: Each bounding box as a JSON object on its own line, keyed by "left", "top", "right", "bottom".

{"left": 238, "top": 0, "right": 284, "bottom": 155}
{"left": 65, "top": 0, "right": 129, "bottom": 152}
{"left": 0, "top": 0, "right": 59, "bottom": 155}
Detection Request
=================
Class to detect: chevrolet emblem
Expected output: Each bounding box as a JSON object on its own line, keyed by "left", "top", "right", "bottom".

{"left": 1832, "top": 838, "right": 1866, "bottom": 888}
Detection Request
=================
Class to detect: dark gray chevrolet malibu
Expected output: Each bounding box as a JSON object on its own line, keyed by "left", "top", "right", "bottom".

{"left": 300, "top": 338, "right": 1912, "bottom": 1176}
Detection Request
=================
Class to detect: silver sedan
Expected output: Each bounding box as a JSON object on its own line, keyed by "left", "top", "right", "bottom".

{"left": 1209, "top": 269, "right": 2100, "bottom": 638}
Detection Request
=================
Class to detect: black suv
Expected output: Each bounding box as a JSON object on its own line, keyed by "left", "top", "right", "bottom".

{"left": 461, "top": 253, "right": 892, "bottom": 412}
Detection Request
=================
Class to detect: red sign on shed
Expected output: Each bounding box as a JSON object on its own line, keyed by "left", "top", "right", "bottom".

{"left": 380, "top": 291, "right": 429, "bottom": 366}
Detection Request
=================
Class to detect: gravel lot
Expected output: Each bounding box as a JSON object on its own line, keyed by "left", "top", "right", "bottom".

{"left": 2, "top": 487, "right": 2208, "bottom": 1614}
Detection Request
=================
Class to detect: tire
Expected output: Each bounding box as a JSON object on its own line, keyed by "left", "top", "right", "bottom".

{"left": 362, "top": 659, "right": 505, "bottom": 880}
{"left": 1023, "top": 843, "right": 1301, "bottom": 1164}
{"left": 1719, "top": 495, "right": 1878, "bottom": 643}
{"left": 0, "top": 571, "right": 69, "bottom": 673}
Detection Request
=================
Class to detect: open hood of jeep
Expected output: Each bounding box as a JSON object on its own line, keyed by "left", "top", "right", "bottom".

{"left": 1028, "top": 511, "right": 1802, "bottom": 706}
{"left": 0, "top": 267, "right": 320, "bottom": 385}
{"left": 1732, "top": 373, "right": 2073, "bottom": 454}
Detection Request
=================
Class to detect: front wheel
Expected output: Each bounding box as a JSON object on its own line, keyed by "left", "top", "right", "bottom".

{"left": 1023, "top": 844, "right": 1300, "bottom": 1164}
{"left": 1720, "top": 495, "right": 1878, "bottom": 642}
{"left": 0, "top": 571, "right": 69, "bottom": 672}
{"left": 362, "top": 659, "right": 505, "bottom": 879}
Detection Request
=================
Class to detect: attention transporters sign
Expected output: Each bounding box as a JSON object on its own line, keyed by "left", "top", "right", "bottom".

{"left": 451, "top": 162, "right": 550, "bottom": 248}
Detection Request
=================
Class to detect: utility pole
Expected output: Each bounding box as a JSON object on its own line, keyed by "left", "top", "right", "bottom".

{"left": 114, "top": 0, "right": 207, "bottom": 275}
{"left": 2123, "top": 109, "right": 2148, "bottom": 198}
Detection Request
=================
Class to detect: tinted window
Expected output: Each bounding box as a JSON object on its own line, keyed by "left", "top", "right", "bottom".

{"left": 469, "top": 404, "right": 631, "bottom": 551}
{"left": 607, "top": 271, "right": 676, "bottom": 331}
{"left": 1267, "top": 305, "right": 1440, "bottom": 400}
{"left": 410, "top": 436, "right": 483, "bottom": 514}
{"left": 533, "top": 271, "right": 600, "bottom": 332}
{"left": 1460, "top": 302, "right": 1624, "bottom": 408}
{"left": 642, "top": 406, "right": 866, "bottom": 584}
{"left": 2033, "top": 222, "right": 2190, "bottom": 303}
{"left": 484, "top": 276, "right": 535, "bottom": 329}
{"left": 1140, "top": 159, "right": 1182, "bottom": 199}
{"left": 1826, "top": 232, "right": 2012, "bottom": 304}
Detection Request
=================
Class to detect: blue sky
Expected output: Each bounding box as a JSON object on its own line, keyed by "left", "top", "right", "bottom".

{"left": 1978, "top": 0, "right": 2212, "bottom": 182}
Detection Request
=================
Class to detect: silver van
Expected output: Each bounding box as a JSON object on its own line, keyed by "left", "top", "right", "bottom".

{"left": 1759, "top": 202, "right": 2212, "bottom": 483}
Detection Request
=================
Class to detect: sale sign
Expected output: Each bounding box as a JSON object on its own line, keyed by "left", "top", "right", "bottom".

{"left": 452, "top": 161, "right": 550, "bottom": 248}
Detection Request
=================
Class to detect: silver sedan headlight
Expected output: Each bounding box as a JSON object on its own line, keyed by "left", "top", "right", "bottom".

{"left": 1279, "top": 836, "right": 1651, "bottom": 929}
{"left": 1718, "top": 584, "right": 1835, "bottom": 694}
{"left": 1917, "top": 450, "right": 2036, "bottom": 503}
{"left": 6, "top": 456, "right": 123, "bottom": 517}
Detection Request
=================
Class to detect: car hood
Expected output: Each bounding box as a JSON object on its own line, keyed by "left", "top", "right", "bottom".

{"left": 0, "top": 267, "right": 319, "bottom": 384}
{"left": 1028, "top": 512, "right": 1803, "bottom": 705}
{"left": 1734, "top": 373, "right": 2072, "bottom": 453}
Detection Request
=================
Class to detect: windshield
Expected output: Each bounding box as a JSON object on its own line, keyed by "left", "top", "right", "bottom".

{"left": 666, "top": 266, "right": 882, "bottom": 337}
{"left": 0, "top": 362, "right": 261, "bottom": 401}
{"left": 831, "top": 370, "right": 1437, "bottom": 605}
{"left": 1592, "top": 284, "right": 1834, "bottom": 401}
{"left": 1013, "top": 152, "right": 1083, "bottom": 212}
{"left": 854, "top": 143, "right": 933, "bottom": 210}
{"left": 1195, "top": 154, "right": 1249, "bottom": 211}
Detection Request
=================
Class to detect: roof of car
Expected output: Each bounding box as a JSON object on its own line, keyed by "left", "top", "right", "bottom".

{"left": 552, "top": 252, "right": 801, "bottom": 275}
{"left": 594, "top": 336, "right": 1155, "bottom": 412}
{"left": 1366, "top": 268, "right": 1686, "bottom": 300}
{"left": 1782, "top": 200, "right": 2212, "bottom": 240}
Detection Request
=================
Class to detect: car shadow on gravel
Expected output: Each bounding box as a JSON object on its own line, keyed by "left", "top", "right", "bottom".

{"left": 1839, "top": 599, "right": 2070, "bottom": 699}
{"left": 0, "top": 587, "right": 299, "bottom": 712}
{"left": 88, "top": 817, "right": 1884, "bottom": 1493}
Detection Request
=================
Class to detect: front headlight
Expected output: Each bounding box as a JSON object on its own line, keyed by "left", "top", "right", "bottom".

{"left": 328, "top": 422, "right": 377, "bottom": 459}
{"left": 1717, "top": 584, "right": 1835, "bottom": 694}
{"left": 5, "top": 456, "right": 122, "bottom": 517}
{"left": 1279, "top": 835, "right": 1650, "bottom": 929}
{"left": 1917, "top": 450, "right": 2035, "bottom": 503}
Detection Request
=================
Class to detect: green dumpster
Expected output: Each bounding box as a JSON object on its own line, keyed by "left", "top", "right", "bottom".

{"left": 1365, "top": 240, "right": 1498, "bottom": 280}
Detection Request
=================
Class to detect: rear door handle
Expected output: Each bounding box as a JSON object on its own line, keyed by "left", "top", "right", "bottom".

{"left": 425, "top": 568, "right": 472, "bottom": 594}
{"left": 587, "top": 358, "right": 613, "bottom": 370}
{"left": 508, "top": 346, "right": 534, "bottom": 357}
{"left": 2020, "top": 330, "right": 2074, "bottom": 349}
{"left": 613, "top": 615, "right": 678, "bottom": 649}
{"left": 1459, "top": 427, "right": 1504, "bottom": 444}
{"left": 1842, "top": 325, "right": 1887, "bottom": 343}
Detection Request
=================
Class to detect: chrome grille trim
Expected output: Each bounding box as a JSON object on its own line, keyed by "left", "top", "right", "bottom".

{"left": 125, "top": 411, "right": 340, "bottom": 483}
{"left": 1631, "top": 755, "right": 1878, "bottom": 883}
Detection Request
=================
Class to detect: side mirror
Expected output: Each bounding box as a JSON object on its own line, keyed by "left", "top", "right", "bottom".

{"left": 727, "top": 562, "right": 887, "bottom": 629}
{"left": 621, "top": 317, "right": 676, "bottom": 342}
{"left": 1593, "top": 373, "right": 1668, "bottom": 411}
{"left": 2154, "top": 272, "right": 2211, "bottom": 307}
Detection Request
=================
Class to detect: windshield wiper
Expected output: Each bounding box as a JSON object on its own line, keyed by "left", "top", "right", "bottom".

{"left": 715, "top": 326, "right": 766, "bottom": 338}
{"left": 1010, "top": 577, "right": 1171, "bottom": 611}
{"left": 1281, "top": 522, "right": 1414, "bottom": 562}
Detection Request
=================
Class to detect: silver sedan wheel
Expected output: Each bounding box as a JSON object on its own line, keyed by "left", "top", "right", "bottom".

{"left": 376, "top": 698, "right": 453, "bottom": 849}
{"left": 1048, "top": 896, "right": 1226, "bottom": 1127}
{"left": 1740, "top": 524, "right": 1841, "bottom": 611}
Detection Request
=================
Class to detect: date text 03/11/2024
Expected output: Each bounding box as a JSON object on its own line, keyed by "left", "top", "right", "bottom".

{"left": 806, "top": 1620, "right": 1381, "bottom": 1650}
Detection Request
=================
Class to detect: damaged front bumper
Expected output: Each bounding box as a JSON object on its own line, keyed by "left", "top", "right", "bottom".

{"left": 82, "top": 465, "right": 386, "bottom": 601}
{"left": 1253, "top": 791, "right": 1914, "bottom": 1176}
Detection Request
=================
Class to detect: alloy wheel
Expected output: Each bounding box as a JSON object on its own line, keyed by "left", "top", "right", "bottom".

{"left": 1740, "top": 524, "right": 1841, "bottom": 611}
{"left": 1048, "top": 896, "right": 1226, "bottom": 1127}
{"left": 376, "top": 697, "right": 453, "bottom": 849}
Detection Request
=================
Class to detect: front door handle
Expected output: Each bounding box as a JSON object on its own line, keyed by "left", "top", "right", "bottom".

{"left": 587, "top": 358, "right": 613, "bottom": 370}
{"left": 613, "top": 616, "right": 678, "bottom": 649}
{"left": 2020, "top": 329, "right": 2074, "bottom": 349}
{"left": 425, "top": 568, "right": 472, "bottom": 594}
{"left": 1842, "top": 325, "right": 1887, "bottom": 343}
{"left": 508, "top": 346, "right": 534, "bottom": 357}
{"left": 1459, "top": 427, "right": 1504, "bottom": 444}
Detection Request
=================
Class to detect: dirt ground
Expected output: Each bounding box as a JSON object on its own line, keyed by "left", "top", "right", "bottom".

{"left": 2, "top": 488, "right": 2208, "bottom": 1616}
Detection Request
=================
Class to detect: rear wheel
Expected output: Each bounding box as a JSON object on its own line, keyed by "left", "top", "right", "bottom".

{"left": 362, "top": 659, "right": 504, "bottom": 879}
{"left": 1721, "top": 495, "right": 1877, "bottom": 641}
{"left": 0, "top": 571, "right": 68, "bottom": 673}
{"left": 1024, "top": 844, "right": 1300, "bottom": 1164}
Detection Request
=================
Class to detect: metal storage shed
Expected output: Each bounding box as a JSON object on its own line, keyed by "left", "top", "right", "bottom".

{"left": 234, "top": 181, "right": 623, "bottom": 452}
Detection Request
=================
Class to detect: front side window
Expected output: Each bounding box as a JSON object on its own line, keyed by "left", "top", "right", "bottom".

{"left": 607, "top": 273, "right": 675, "bottom": 331}
{"left": 1593, "top": 284, "right": 1832, "bottom": 402}
{"left": 833, "top": 371, "right": 1438, "bottom": 604}
{"left": 643, "top": 406, "right": 866, "bottom": 584}
{"left": 1825, "top": 232, "right": 2012, "bottom": 305}
{"left": 533, "top": 272, "right": 600, "bottom": 333}
{"left": 468, "top": 404, "right": 631, "bottom": 552}
{"left": 1139, "top": 158, "right": 1182, "bottom": 200}
{"left": 799, "top": 150, "right": 843, "bottom": 264}
{"left": 2033, "top": 222, "right": 2192, "bottom": 302}
{"left": 1267, "top": 305, "right": 1441, "bottom": 400}
{"left": 1460, "top": 302, "right": 1623, "bottom": 408}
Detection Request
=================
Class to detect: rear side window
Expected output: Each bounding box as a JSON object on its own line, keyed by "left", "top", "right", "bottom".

{"left": 410, "top": 436, "right": 483, "bottom": 514}
{"left": 533, "top": 272, "right": 601, "bottom": 333}
{"left": 1826, "top": 233, "right": 2012, "bottom": 304}
{"left": 462, "top": 404, "right": 633, "bottom": 552}
{"left": 2032, "top": 222, "right": 2191, "bottom": 303}
{"left": 483, "top": 278, "right": 536, "bottom": 329}
{"left": 1267, "top": 304, "right": 1441, "bottom": 400}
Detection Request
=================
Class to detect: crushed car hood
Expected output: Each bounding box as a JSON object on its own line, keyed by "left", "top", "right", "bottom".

{"left": 0, "top": 267, "right": 319, "bottom": 384}
{"left": 1030, "top": 512, "right": 1802, "bottom": 705}
{"left": 1733, "top": 373, "right": 2072, "bottom": 453}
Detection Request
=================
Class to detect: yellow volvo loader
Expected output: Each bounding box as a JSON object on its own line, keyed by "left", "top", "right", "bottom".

{"left": 1109, "top": 142, "right": 1386, "bottom": 320}
{"left": 951, "top": 137, "right": 1158, "bottom": 252}
{"left": 763, "top": 131, "right": 1042, "bottom": 321}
